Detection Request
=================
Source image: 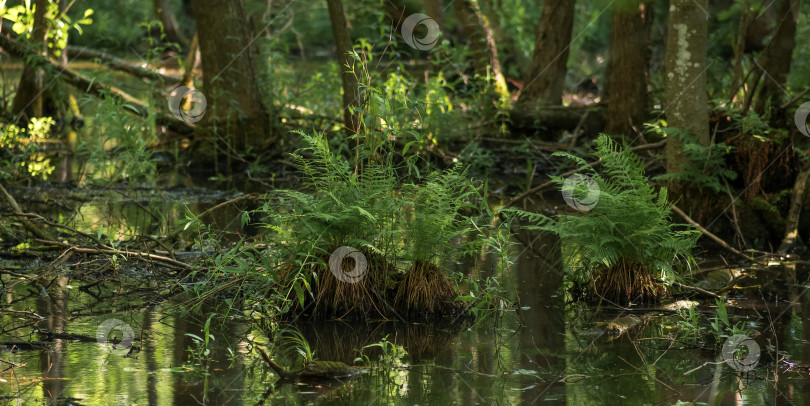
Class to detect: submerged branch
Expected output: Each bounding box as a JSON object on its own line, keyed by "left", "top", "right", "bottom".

{"left": 256, "top": 347, "right": 296, "bottom": 379}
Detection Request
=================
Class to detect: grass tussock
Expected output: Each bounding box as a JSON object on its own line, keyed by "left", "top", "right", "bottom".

{"left": 394, "top": 260, "right": 459, "bottom": 314}
{"left": 277, "top": 247, "right": 398, "bottom": 319}
{"left": 590, "top": 258, "right": 666, "bottom": 304}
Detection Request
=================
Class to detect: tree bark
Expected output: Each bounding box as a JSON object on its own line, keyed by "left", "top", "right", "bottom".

{"left": 665, "top": 0, "right": 709, "bottom": 196}
{"left": 452, "top": 0, "right": 509, "bottom": 104}
{"left": 191, "top": 0, "right": 271, "bottom": 156}
{"left": 11, "top": 0, "right": 49, "bottom": 122}
{"left": 755, "top": 0, "right": 799, "bottom": 114}
{"left": 605, "top": 0, "right": 652, "bottom": 135}
{"left": 326, "top": 0, "right": 361, "bottom": 135}
{"left": 517, "top": 0, "right": 575, "bottom": 109}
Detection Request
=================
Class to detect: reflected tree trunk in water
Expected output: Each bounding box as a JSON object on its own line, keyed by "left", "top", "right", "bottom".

{"left": 516, "top": 231, "right": 565, "bottom": 403}
{"left": 37, "top": 276, "right": 68, "bottom": 402}
{"left": 172, "top": 304, "right": 246, "bottom": 404}
{"left": 143, "top": 307, "right": 159, "bottom": 406}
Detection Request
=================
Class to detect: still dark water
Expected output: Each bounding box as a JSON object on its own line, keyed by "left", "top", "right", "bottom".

{"left": 2, "top": 185, "right": 810, "bottom": 405}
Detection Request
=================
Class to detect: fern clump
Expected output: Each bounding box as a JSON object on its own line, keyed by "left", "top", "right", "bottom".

{"left": 260, "top": 131, "right": 483, "bottom": 319}
{"left": 508, "top": 134, "right": 700, "bottom": 304}
{"left": 261, "top": 131, "right": 402, "bottom": 318}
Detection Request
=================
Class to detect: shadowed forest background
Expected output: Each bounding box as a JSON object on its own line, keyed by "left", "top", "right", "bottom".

{"left": 1, "top": 0, "right": 810, "bottom": 404}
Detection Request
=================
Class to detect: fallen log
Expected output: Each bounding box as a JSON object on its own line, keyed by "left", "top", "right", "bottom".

{"left": 65, "top": 45, "right": 182, "bottom": 83}
{"left": 510, "top": 104, "right": 606, "bottom": 137}
{"left": 0, "top": 34, "right": 192, "bottom": 134}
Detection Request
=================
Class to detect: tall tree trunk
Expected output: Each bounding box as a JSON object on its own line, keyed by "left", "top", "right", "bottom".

{"left": 517, "top": 0, "right": 575, "bottom": 109}
{"left": 452, "top": 0, "right": 509, "bottom": 105}
{"left": 754, "top": 0, "right": 799, "bottom": 114}
{"left": 665, "top": 0, "right": 709, "bottom": 196}
{"left": 11, "top": 0, "right": 49, "bottom": 122}
{"left": 605, "top": 0, "right": 653, "bottom": 135}
{"left": 191, "top": 0, "right": 271, "bottom": 158}
{"left": 153, "top": 0, "right": 188, "bottom": 45}
{"left": 326, "top": 0, "right": 361, "bottom": 135}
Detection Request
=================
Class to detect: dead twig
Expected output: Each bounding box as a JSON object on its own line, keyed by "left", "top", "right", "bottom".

{"left": 672, "top": 281, "right": 722, "bottom": 299}
{"left": 32, "top": 240, "right": 193, "bottom": 271}
{"left": 505, "top": 140, "right": 666, "bottom": 207}
{"left": 671, "top": 205, "right": 761, "bottom": 264}
{"left": 0, "top": 182, "right": 50, "bottom": 239}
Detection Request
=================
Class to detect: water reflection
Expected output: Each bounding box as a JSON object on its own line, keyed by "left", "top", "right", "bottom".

{"left": 3, "top": 226, "right": 810, "bottom": 404}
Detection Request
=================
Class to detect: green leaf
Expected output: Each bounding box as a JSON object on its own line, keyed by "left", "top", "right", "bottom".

{"left": 292, "top": 282, "right": 305, "bottom": 307}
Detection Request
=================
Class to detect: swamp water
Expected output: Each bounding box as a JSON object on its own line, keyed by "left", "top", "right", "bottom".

{"left": 2, "top": 185, "right": 810, "bottom": 405}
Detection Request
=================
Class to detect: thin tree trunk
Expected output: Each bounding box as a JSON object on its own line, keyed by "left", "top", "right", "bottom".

{"left": 665, "top": 0, "right": 709, "bottom": 197}
{"left": 605, "top": 1, "right": 652, "bottom": 135}
{"left": 517, "top": 0, "right": 575, "bottom": 109}
{"left": 779, "top": 163, "right": 810, "bottom": 253}
{"left": 728, "top": 4, "right": 751, "bottom": 104}
{"left": 11, "top": 0, "right": 49, "bottom": 122}
{"left": 182, "top": 33, "right": 199, "bottom": 88}
{"left": 326, "top": 0, "right": 361, "bottom": 135}
{"left": 191, "top": 0, "right": 271, "bottom": 156}
{"left": 424, "top": 0, "right": 444, "bottom": 32}
{"left": 153, "top": 0, "right": 188, "bottom": 45}
{"left": 452, "top": 0, "right": 509, "bottom": 104}
{"left": 384, "top": 0, "right": 407, "bottom": 33}
{"left": 755, "top": 0, "right": 799, "bottom": 114}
